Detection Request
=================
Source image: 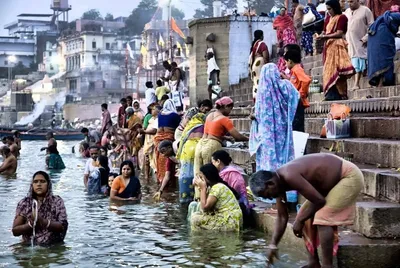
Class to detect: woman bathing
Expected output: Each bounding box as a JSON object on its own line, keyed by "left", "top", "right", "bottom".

{"left": 110, "top": 161, "right": 141, "bottom": 202}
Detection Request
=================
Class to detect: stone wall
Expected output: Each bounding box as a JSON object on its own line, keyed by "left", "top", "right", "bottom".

{"left": 188, "top": 16, "right": 276, "bottom": 105}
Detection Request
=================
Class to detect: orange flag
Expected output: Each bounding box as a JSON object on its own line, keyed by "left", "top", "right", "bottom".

{"left": 171, "top": 17, "right": 185, "bottom": 39}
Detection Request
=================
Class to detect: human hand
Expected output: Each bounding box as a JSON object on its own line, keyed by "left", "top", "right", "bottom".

{"left": 249, "top": 113, "right": 256, "bottom": 121}
{"left": 361, "top": 39, "right": 367, "bottom": 48}
{"left": 225, "top": 136, "right": 235, "bottom": 143}
{"left": 153, "top": 191, "right": 162, "bottom": 202}
{"left": 293, "top": 220, "right": 304, "bottom": 238}
{"left": 194, "top": 174, "right": 207, "bottom": 189}
{"left": 266, "top": 245, "right": 279, "bottom": 265}
{"left": 127, "top": 197, "right": 138, "bottom": 201}
{"left": 280, "top": 72, "right": 289, "bottom": 80}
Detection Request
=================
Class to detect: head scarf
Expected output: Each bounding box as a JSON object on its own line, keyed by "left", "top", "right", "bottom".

{"left": 249, "top": 63, "right": 299, "bottom": 170}
{"left": 162, "top": 99, "right": 177, "bottom": 115}
{"left": 215, "top": 96, "right": 233, "bottom": 106}
{"left": 132, "top": 100, "right": 142, "bottom": 112}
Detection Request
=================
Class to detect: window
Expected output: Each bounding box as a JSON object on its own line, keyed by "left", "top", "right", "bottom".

{"left": 50, "top": 64, "right": 54, "bottom": 71}
{"left": 106, "top": 43, "right": 110, "bottom": 50}
{"left": 4, "top": 60, "right": 8, "bottom": 66}
{"left": 69, "top": 79, "right": 77, "bottom": 93}
{"left": 92, "top": 55, "right": 97, "bottom": 64}
{"left": 103, "top": 80, "right": 106, "bottom": 88}
{"left": 92, "top": 41, "right": 96, "bottom": 49}
{"left": 49, "top": 51, "right": 52, "bottom": 57}
{"left": 89, "top": 82, "right": 95, "bottom": 91}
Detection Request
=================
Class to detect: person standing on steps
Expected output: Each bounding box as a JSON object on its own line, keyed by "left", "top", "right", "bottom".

{"left": 293, "top": 0, "right": 305, "bottom": 45}
{"left": 249, "top": 154, "right": 364, "bottom": 268}
{"left": 344, "top": 0, "right": 374, "bottom": 90}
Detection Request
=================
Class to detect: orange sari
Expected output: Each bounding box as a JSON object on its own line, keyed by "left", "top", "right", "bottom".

{"left": 323, "top": 15, "right": 355, "bottom": 97}
{"left": 153, "top": 132, "right": 175, "bottom": 183}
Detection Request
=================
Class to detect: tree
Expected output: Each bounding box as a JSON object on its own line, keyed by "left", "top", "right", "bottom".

{"left": 125, "top": 0, "right": 158, "bottom": 35}
{"left": 82, "top": 9, "right": 103, "bottom": 20}
{"left": 248, "top": 0, "right": 280, "bottom": 15}
{"left": 105, "top": 13, "right": 114, "bottom": 21}
{"left": 171, "top": 6, "right": 185, "bottom": 20}
{"left": 194, "top": 0, "right": 238, "bottom": 18}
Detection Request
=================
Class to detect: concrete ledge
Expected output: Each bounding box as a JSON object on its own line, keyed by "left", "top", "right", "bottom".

{"left": 306, "top": 136, "right": 400, "bottom": 168}
{"left": 353, "top": 201, "right": 400, "bottom": 238}
{"left": 253, "top": 202, "right": 400, "bottom": 268}
{"left": 305, "top": 117, "right": 400, "bottom": 140}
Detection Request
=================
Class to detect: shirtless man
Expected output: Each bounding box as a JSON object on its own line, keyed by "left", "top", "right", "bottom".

{"left": 293, "top": 0, "right": 305, "bottom": 45}
{"left": 12, "top": 130, "right": 21, "bottom": 151}
{"left": 0, "top": 146, "right": 17, "bottom": 175}
{"left": 250, "top": 153, "right": 364, "bottom": 268}
{"left": 41, "top": 132, "right": 57, "bottom": 152}
{"left": 6, "top": 136, "right": 19, "bottom": 158}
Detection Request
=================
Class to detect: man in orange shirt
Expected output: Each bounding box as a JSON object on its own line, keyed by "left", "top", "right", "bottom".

{"left": 283, "top": 49, "right": 311, "bottom": 132}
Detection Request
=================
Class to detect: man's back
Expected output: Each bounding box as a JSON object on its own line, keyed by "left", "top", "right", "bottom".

{"left": 279, "top": 153, "right": 343, "bottom": 196}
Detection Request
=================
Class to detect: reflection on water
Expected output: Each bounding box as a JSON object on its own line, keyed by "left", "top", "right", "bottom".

{"left": 0, "top": 141, "right": 306, "bottom": 267}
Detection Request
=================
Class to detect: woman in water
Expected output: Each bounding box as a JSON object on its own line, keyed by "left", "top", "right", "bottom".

{"left": 46, "top": 145, "right": 65, "bottom": 170}
{"left": 110, "top": 161, "right": 141, "bottom": 201}
{"left": 191, "top": 164, "right": 242, "bottom": 232}
{"left": 88, "top": 155, "right": 110, "bottom": 195}
{"left": 12, "top": 171, "right": 68, "bottom": 245}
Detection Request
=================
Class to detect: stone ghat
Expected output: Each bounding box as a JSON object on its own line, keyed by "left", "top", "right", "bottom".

{"left": 221, "top": 53, "right": 400, "bottom": 267}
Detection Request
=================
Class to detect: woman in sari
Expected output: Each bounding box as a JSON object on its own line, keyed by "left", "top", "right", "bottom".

{"left": 176, "top": 112, "right": 206, "bottom": 204}
{"left": 12, "top": 171, "right": 68, "bottom": 245}
{"left": 140, "top": 105, "right": 160, "bottom": 179}
{"left": 110, "top": 161, "right": 141, "bottom": 201}
{"left": 249, "top": 63, "right": 299, "bottom": 211}
{"left": 368, "top": 7, "right": 400, "bottom": 87}
{"left": 317, "top": 0, "right": 355, "bottom": 100}
{"left": 154, "top": 99, "right": 181, "bottom": 184}
{"left": 249, "top": 30, "right": 270, "bottom": 101}
{"left": 191, "top": 164, "right": 242, "bottom": 232}
{"left": 133, "top": 100, "right": 145, "bottom": 120}
{"left": 46, "top": 145, "right": 65, "bottom": 170}
{"left": 273, "top": 7, "right": 298, "bottom": 73}
{"left": 126, "top": 107, "right": 142, "bottom": 169}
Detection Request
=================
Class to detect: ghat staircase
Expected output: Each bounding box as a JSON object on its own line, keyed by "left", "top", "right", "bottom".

{"left": 223, "top": 54, "right": 400, "bottom": 268}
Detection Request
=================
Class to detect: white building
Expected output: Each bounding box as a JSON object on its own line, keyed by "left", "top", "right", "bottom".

{"left": 39, "top": 41, "right": 60, "bottom": 75}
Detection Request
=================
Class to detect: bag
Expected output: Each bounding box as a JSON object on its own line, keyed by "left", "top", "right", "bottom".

{"left": 320, "top": 141, "right": 354, "bottom": 162}
{"left": 303, "top": 7, "right": 316, "bottom": 26}
{"left": 325, "top": 115, "right": 351, "bottom": 139}
{"left": 329, "top": 103, "right": 351, "bottom": 119}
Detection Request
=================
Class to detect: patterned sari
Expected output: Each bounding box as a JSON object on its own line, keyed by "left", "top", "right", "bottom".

{"left": 323, "top": 15, "right": 355, "bottom": 99}
{"left": 176, "top": 113, "right": 205, "bottom": 203}
{"left": 249, "top": 63, "right": 299, "bottom": 172}
{"left": 154, "top": 132, "right": 175, "bottom": 183}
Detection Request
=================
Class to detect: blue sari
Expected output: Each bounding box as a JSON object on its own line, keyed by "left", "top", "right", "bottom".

{"left": 249, "top": 63, "right": 299, "bottom": 171}
{"left": 368, "top": 11, "right": 400, "bottom": 86}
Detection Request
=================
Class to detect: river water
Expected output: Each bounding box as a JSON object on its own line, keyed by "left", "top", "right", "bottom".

{"left": 0, "top": 141, "right": 306, "bottom": 267}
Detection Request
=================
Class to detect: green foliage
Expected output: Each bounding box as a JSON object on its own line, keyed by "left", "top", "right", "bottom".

{"left": 105, "top": 13, "right": 114, "bottom": 21}
{"left": 194, "top": 0, "right": 238, "bottom": 18}
{"left": 82, "top": 9, "right": 103, "bottom": 20}
{"left": 172, "top": 6, "right": 185, "bottom": 20}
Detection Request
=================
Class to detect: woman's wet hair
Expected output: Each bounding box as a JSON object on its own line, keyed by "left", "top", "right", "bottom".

{"left": 212, "top": 150, "right": 233, "bottom": 166}
{"left": 32, "top": 171, "right": 50, "bottom": 188}
{"left": 326, "top": 0, "right": 342, "bottom": 15}
{"left": 119, "top": 160, "right": 135, "bottom": 176}
{"left": 98, "top": 155, "right": 109, "bottom": 170}
{"left": 249, "top": 170, "right": 276, "bottom": 197}
{"left": 200, "top": 164, "right": 239, "bottom": 199}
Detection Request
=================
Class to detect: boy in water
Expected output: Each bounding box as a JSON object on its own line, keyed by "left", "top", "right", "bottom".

{"left": 250, "top": 154, "right": 364, "bottom": 268}
{"left": 283, "top": 48, "right": 311, "bottom": 132}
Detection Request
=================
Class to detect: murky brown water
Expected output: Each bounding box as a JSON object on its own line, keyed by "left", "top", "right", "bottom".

{"left": 0, "top": 141, "right": 306, "bottom": 267}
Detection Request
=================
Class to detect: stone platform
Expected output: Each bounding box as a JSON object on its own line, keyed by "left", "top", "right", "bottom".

{"left": 221, "top": 52, "right": 400, "bottom": 267}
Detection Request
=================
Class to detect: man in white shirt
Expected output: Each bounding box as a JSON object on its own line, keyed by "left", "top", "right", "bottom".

{"left": 145, "top": 81, "right": 157, "bottom": 107}
{"left": 83, "top": 146, "right": 99, "bottom": 190}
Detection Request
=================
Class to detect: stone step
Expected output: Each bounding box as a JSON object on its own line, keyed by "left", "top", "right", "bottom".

{"left": 306, "top": 96, "right": 400, "bottom": 116}
{"left": 353, "top": 199, "right": 400, "bottom": 238}
{"left": 306, "top": 136, "right": 400, "bottom": 168}
{"left": 230, "top": 106, "right": 252, "bottom": 117}
{"left": 225, "top": 147, "right": 400, "bottom": 203}
{"left": 253, "top": 202, "right": 400, "bottom": 268}
{"left": 232, "top": 118, "right": 251, "bottom": 132}
{"left": 305, "top": 117, "right": 400, "bottom": 140}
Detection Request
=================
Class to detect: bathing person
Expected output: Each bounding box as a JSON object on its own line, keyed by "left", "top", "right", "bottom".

{"left": 191, "top": 164, "right": 243, "bottom": 232}
{"left": 249, "top": 154, "right": 364, "bottom": 267}
{"left": 88, "top": 155, "right": 110, "bottom": 195}
{"left": 0, "top": 146, "right": 17, "bottom": 175}
{"left": 83, "top": 146, "right": 99, "bottom": 190}
{"left": 46, "top": 145, "right": 65, "bottom": 170}
{"left": 81, "top": 128, "right": 101, "bottom": 147}
{"left": 110, "top": 161, "right": 142, "bottom": 201}
{"left": 12, "top": 130, "right": 21, "bottom": 151}
{"left": 12, "top": 171, "right": 68, "bottom": 245}
{"left": 41, "top": 132, "right": 57, "bottom": 152}
{"left": 6, "top": 136, "right": 19, "bottom": 158}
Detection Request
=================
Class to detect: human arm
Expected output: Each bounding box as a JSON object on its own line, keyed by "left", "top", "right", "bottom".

{"left": 139, "top": 127, "right": 157, "bottom": 135}
{"left": 361, "top": 10, "right": 375, "bottom": 45}
{"left": 110, "top": 177, "right": 131, "bottom": 201}
{"left": 262, "top": 50, "right": 270, "bottom": 64}
{"left": 153, "top": 158, "right": 175, "bottom": 201}
{"left": 319, "top": 15, "right": 347, "bottom": 39}
{"left": 194, "top": 174, "right": 217, "bottom": 212}
{"left": 0, "top": 158, "right": 11, "bottom": 173}
{"left": 228, "top": 128, "right": 249, "bottom": 142}
{"left": 267, "top": 195, "right": 289, "bottom": 264}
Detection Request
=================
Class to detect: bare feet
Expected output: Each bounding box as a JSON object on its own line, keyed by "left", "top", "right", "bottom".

{"left": 265, "top": 208, "right": 278, "bottom": 214}
{"left": 301, "top": 261, "right": 322, "bottom": 268}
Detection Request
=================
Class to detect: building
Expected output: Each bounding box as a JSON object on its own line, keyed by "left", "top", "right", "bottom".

{"left": 39, "top": 41, "right": 60, "bottom": 75}
{"left": 0, "top": 36, "right": 35, "bottom": 68}
{"left": 188, "top": 15, "right": 277, "bottom": 104}
{"left": 58, "top": 29, "right": 133, "bottom": 100}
